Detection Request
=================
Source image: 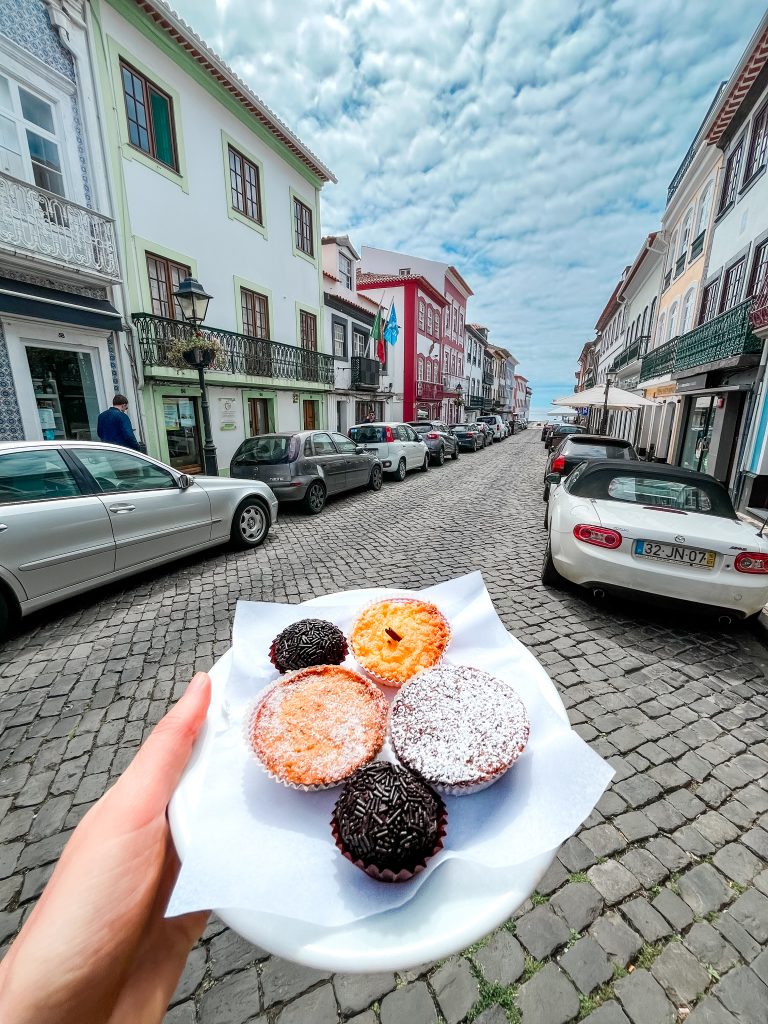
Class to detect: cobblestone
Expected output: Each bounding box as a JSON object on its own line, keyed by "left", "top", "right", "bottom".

{"left": 1, "top": 434, "right": 767, "bottom": 1023}
{"left": 516, "top": 962, "right": 579, "bottom": 1024}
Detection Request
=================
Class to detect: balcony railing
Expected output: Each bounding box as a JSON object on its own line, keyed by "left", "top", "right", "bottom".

{"left": 416, "top": 380, "right": 441, "bottom": 400}
{"left": 134, "top": 313, "right": 334, "bottom": 385}
{"left": 351, "top": 355, "right": 380, "bottom": 388}
{"left": 465, "top": 394, "right": 484, "bottom": 409}
{"left": 441, "top": 373, "right": 466, "bottom": 392}
{"left": 610, "top": 334, "right": 650, "bottom": 373}
{"left": 673, "top": 299, "right": 762, "bottom": 373}
{"left": 639, "top": 337, "right": 679, "bottom": 382}
{"left": 0, "top": 170, "right": 119, "bottom": 279}
{"left": 483, "top": 369, "right": 494, "bottom": 384}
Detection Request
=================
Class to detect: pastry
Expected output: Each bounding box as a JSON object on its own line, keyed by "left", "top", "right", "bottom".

{"left": 269, "top": 618, "right": 348, "bottom": 672}
{"left": 349, "top": 598, "right": 450, "bottom": 688}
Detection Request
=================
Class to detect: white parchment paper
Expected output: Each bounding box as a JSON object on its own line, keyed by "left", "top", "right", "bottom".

{"left": 167, "top": 572, "right": 613, "bottom": 926}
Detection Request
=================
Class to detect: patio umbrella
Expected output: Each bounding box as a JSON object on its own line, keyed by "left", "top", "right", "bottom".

{"left": 552, "top": 385, "right": 656, "bottom": 409}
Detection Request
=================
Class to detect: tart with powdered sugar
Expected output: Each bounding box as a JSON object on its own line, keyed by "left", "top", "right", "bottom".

{"left": 389, "top": 665, "right": 530, "bottom": 795}
{"left": 247, "top": 665, "right": 387, "bottom": 790}
{"left": 349, "top": 597, "right": 451, "bottom": 688}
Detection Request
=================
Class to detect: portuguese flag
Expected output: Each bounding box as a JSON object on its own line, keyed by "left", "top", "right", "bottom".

{"left": 372, "top": 303, "right": 385, "bottom": 364}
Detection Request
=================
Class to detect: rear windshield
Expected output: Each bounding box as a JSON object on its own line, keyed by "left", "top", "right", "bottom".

{"left": 233, "top": 436, "right": 298, "bottom": 464}
{"left": 569, "top": 468, "right": 735, "bottom": 518}
{"left": 554, "top": 425, "right": 582, "bottom": 435}
{"left": 563, "top": 442, "right": 633, "bottom": 459}
{"left": 477, "top": 416, "right": 496, "bottom": 424}
{"left": 410, "top": 424, "right": 431, "bottom": 433}
{"left": 349, "top": 425, "right": 387, "bottom": 443}
{"left": 453, "top": 424, "right": 472, "bottom": 431}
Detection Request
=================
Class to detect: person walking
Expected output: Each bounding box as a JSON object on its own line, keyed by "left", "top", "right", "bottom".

{"left": 97, "top": 394, "right": 141, "bottom": 450}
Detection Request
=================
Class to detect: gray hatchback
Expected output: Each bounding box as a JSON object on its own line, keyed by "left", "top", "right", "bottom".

{"left": 407, "top": 421, "right": 459, "bottom": 465}
{"left": 230, "top": 431, "right": 382, "bottom": 514}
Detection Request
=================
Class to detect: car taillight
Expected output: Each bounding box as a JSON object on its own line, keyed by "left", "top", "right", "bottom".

{"left": 734, "top": 551, "right": 768, "bottom": 574}
{"left": 426, "top": 432, "right": 439, "bottom": 439}
{"left": 385, "top": 426, "right": 394, "bottom": 442}
{"left": 573, "top": 524, "right": 622, "bottom": 549}
{"left": 467, "top": 431, "right": 475, "bottom": 437}
{"left": 551, "top": 455, "right": 566, "bottom": 472}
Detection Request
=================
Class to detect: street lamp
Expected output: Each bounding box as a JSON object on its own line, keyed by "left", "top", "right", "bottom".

{"left": 600, "top": 371, "right": 616, "bottom": 436}
{"left": 173, "top": 276, "right": 218, "bottom": 476}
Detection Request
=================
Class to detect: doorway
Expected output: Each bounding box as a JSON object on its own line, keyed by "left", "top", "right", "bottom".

{"left": 680, "top": 396, "right": 715, "bottom": 473}
{"left": 26, "top": 346, "right": 101, "bottom": 440}
{"left": 248, "top": 397, "right": 271, "bottom": 436}
{"left": 162, "top": 395, "right": 202, "bottom": 473}
{"left": 302, "top": 399, "right": 318, "bottom": 430}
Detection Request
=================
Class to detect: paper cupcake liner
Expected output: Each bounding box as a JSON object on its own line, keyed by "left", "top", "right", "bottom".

{"left": 349, "top": 597, "right": 452, "bottom": 689}
{"left": 330, "top": 805, "right": 448, "bottom": 883}
{"left": 243, "top": 669, "right": 387, "bottom": 792}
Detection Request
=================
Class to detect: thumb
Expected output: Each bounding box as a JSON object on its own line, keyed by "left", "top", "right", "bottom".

{"left": 115, "top": 672, "right": 212, "bottom": 814}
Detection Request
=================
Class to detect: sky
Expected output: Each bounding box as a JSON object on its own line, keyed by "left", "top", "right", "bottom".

{"left": 173, "top": 0, "right": 764, "bottom": 416}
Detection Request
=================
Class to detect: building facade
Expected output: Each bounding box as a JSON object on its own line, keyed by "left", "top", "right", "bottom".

{"left": 90, "top": 0, "right": 335, "bottom": 473}
{"left": 463, "top": 322, "right": 489, "bottom": 420}
{"left": 0, "top": 0, "right": 128, "bottom": 446}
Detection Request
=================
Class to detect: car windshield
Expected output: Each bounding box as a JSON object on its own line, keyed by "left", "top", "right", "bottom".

{"left": 569, "top": 468, "right": 735, "bottom": 518}
{"left": 349, "top": 425, "right": 387, "bottom": 443}
{"left": 233, "top": 436, "right": 298, "bottom": 464}
{"left": 563, "top": 442, "right": 633, "bottom": 459}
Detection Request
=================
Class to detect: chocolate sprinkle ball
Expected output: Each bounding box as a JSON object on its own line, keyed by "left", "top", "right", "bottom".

{"left": 269, "top": 619, "right": 348, "bottom": 672}
{"left": 332, "top": 762, "right": 446, "bottom": 881}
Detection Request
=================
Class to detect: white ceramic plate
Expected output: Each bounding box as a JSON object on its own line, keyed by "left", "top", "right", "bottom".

{"left": 169, "top": 589, "right": 568, "bottom": 973}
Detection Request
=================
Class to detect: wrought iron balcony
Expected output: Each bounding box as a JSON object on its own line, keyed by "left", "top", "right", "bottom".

{"left": 351, "top": 355, "right": 380, "bottom": 389}
{"left": 483, "top": 369, "right": 494, "bottom": 385}
{"left": 610, "top": 335, "right": 650, "bottom": 373}
{"left": 639, "top": 337, "right": 679, "bottom": 382}
{"left": 673, "top": 300, "right": 762, "bottom": 373}
{"left": 0, "top": 171, "right": 119, "bottom": 280}
{"left": 133, "top": 313, "right": 334, "bottom": 386}
{"left": 465, "top": 394, "right": 484, "bottom": 409}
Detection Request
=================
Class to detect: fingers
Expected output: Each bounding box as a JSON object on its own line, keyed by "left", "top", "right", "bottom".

{"left": 114, "top": 673, "right": 212, "bottom": 818}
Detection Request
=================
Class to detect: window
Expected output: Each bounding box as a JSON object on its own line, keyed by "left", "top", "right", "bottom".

{"left": 332, "top": 319, "right": 347, "bottom": 359}
{"left": 417, "top": 355, "right": 425, "bottom": 380}
{"left": 312, "top": 433, "right": 336, "bottom": 456}
{"left": 146, "top": 253, "right": 191, "bottom": 319}
{"left": 352, "top": 329, "right": 368, "bottom": 357}
{"left": 443, "top": 350, "right": 449, "bottom": 372}
{"left": 718, "top": 139, "right": 744, "bottom": 214}
{"left": 120, "top": 61, "right": 177, "bottom": 170}
{"left": 748, "top": 239, "right": 768, "bottom": 297}
{"left": 331, "top": 432, "right": 357, "bottom": 453}
{"left": 299, "top": 310, "right": 318, "bottom": 350}
{"left": 452, "top": 308, "right": 458, "bottom": 331}
{"left": 228, "top": 145, "right": 262, "bottom": 223}
{"left": 678, "top": 208, "right": 693, "bottom": 265}
{"left": 241, "top": 287, "right": 269, "bottom": 339}
{"left": 293, "top": 197, "right": 314, "bottom": 256}
{"left": 0, "top": 72, "right": 65, "bottom": 195}
{"left": 399, "top": 267, "right": 411, "bottom": 276}
{"left": 427, "top": 306, "right": 433, "bottom": 333}
{"left": 680, "top": 288, "right": 696, "bottom": 334}
{"left": 425, "top": 360, "right": 432, "bottom": 382}
{"left": 0, "top": 449, "right": 81, "bottom": 504}
{"left": 699, "top": 280, "right": 720, "bottom": 324}
{"left": 666, "top": 230, "right": 679, "bottom": 273}
{"left": 694, "top": 181, "right": 714, "bottom": 239}
{"left": 418, "top": 300, "right": 425, "bottom": 331}
{"left": 744, "top": 102, "right": 768, "bottom": 183}
{"left": 719, "top": 258, "right": 746, "bottom": 313}
{"left": 666, "top": 302, "right": 678, "bottom": 341}
{"left": 339, "top": 252, "right": 353, "bottom": 289}
{"left": 75, "top": 448, "right": 175, "bottom": 492}
{"left": 655, "top": 312, "right": 666, "bottom": 347}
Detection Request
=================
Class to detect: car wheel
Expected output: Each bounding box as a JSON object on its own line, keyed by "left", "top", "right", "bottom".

{"left": 451, "top": 446, "right": 459, "bottom": 460}
{"left": 421, "top": 453, "right": 429, "bottom": 472}
{"left": 436, "top": 447, "right": 445, "bottom": 466}
{"left": 0, "top": 588, "right": 13, "bottom": 643}
{"left": 541, "top": 537, "right": 565, "bottom": 587}
{"left": 231, "top": 498, "right": 270, "bottom": 548}
{"left": 368, "top": 465, "right": 383, "bottom": 491}
{"left": 393, "top": 458, "right": 406, "bottom": 481}
{"left": 303, "top": 480, "right": 327, "bottom": 514}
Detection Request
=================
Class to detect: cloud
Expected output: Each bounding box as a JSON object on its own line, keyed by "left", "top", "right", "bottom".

{"left": 172, "top": 0, "right": 764, "bottom": 395}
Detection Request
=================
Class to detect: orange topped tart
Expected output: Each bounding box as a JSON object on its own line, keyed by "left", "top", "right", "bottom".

{"left": 248, "top": 665, "right": 388, "bottom": 789}
{"left": 350, "top": 598, "right": 451, "bottom": 688}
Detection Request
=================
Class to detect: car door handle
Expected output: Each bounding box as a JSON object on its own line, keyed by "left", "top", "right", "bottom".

{"left": 108, "top": 504, "right": 136, "bottom": 513}
{"left": 0, "top": 525, "right": 6, "bottom": 532}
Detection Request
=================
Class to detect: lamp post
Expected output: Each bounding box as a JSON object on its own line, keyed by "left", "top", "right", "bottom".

{"left": 600, "top": 371, "right": 616, "bottom": 436}
{"left": 173, "top": 277, "right": 218, "bottom": 476}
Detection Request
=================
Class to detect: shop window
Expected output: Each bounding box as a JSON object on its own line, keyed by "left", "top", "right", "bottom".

{"left": 26, "top": 346, "right": 100, "bottom": 440}
{"left": 162, "top": 396, "right": 202, "bottom": 472}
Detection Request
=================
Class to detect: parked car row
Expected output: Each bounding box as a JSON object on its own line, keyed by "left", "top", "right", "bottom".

{"left": 542, "top": 421, "right": 587, "bottom": 451}
{"left": 540, "top": 435, "right": 768, "bottom": 623}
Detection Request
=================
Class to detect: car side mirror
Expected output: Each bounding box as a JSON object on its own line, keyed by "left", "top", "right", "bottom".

{"left": 545, "top": 473, "right": 561, "bottom": 485}
{"left": 178, "top": 473, "right": 194, "bottom": 490}
{"left": 354, "top": 445, "right": 365, "bottom": 455}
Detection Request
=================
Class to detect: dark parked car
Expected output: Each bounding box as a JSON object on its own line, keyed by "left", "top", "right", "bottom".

{"left": 451, "top": 423, "right": 484, "bottom": 451}
{"left": 543, "top": 435, "right": 638, "bottom": 501}
{"left": 545, "top": 423, "right": 586, "bottom": 451}
{"left": 230, "top": 430, "right": 382, "bottom": 514}
{"left": 407, "top": 421, "right": 460, "bottom": 464}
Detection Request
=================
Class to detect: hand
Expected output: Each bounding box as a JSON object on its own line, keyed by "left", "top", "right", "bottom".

{"left": 0, "top": 672, "right": 212, "bottom": 1024}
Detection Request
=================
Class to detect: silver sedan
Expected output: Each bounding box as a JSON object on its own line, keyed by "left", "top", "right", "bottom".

{"left": 0, "top": 441, "right": 278, "bottom": 638}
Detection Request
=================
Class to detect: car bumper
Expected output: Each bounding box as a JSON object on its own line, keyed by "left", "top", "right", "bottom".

{"left": 269, "top": 481, "right": 310, "bottom": 503}
{"left": 456, "top": 439, "right": 477, "bottom": 449}
{"left": 551, "top": 535, "right": 768, "bottom": 617}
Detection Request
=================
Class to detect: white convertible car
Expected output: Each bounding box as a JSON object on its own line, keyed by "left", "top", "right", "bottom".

{"left": 543, "top": 459, "right": 768, "bottom": 621}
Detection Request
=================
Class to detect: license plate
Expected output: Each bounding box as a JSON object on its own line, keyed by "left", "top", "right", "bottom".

{"left": 634, "top": 540, "right": 715, "bottom": 569}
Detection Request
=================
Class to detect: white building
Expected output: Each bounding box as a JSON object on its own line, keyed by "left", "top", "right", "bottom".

{"left": 464, "top": 322, "right": 489, "bottom": 420}
{"left": 0, "top": 0, "right": 129, "bottom": 445}
{"left": 90, "top": 0, "right": 335, "bottom": 473}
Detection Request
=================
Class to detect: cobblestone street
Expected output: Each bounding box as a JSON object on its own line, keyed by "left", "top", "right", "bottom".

{"left": 1, "top": 431, "right": 768, "bottom": 1024}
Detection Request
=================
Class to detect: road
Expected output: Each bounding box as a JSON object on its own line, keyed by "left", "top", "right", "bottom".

{"left": 1, "top": 431, "right": 768, "bottom": 1024}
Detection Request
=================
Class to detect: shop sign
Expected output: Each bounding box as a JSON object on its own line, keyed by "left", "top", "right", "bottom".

{"left": 219, "top": 397, "right": 238, "bottom": 431}
{"left": 645, "top": 383, "right": 677, "bottom": 399}
{"left": 178, "top": 399, "right": 196, "bottom": 427}
{"left": 675, "top": 374, "right": 708, "bottom": 394}
{"left": 164, "top": 404, "right": 180, "bottom": 430}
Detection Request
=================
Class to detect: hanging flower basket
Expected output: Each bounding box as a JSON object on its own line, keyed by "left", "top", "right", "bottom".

{"left": 163, "top": 333, "right": 226, "bottom": 371}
